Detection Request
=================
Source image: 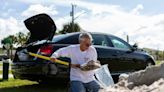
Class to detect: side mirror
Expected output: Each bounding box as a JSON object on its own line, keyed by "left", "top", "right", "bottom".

{"left": 132, "top": 43, "right": 138, "bottom": 51}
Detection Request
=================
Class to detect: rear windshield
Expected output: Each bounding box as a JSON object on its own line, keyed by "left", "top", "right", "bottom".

{"left": 52, "top": 34, "right": 68, "bottom": 43}
{"left": 52, "top": 33, "right": 78, "bottom": 43}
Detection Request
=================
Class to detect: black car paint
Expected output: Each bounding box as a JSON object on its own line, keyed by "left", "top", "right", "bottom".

{"left": 24, "top": 13, "right": 56, "bottom": 44}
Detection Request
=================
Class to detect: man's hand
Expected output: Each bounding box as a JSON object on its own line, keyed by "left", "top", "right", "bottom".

{"left": 50, "top": 58, "right": 56, "bottom": 62}
{"left": 80, "top": 60, "right": 101, "bottom": 71}
{"left": 71, "top": 64, "right": 80, "bottom": 69}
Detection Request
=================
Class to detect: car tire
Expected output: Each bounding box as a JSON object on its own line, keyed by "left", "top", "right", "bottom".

{"left": 146, "top": 60, "right": 154, "bottom": 67}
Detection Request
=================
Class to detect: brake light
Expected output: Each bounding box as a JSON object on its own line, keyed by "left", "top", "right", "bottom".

{"left": 40, "top": 45, "right": 53, "bottom": 55}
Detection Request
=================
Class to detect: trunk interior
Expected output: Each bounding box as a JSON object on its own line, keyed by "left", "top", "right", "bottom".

{"left": 13, "top": 44, "right": 44, "bottom": 62}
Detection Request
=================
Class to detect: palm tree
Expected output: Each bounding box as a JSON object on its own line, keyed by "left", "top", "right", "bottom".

{"left": 15, "top": 32, "right": 29, "bottom": 46}
{"left": 1, "top": 35, "right": 16, "bottom": 59}
{"left": 1, "top": 32, "right": 29, "bottom": 59}
{"left": 59, "top": 23, "right": 81, "bottom": 34}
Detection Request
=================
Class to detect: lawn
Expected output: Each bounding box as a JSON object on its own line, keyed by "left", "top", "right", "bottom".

{"left": 0, "top": 62, "right": 12, "bottom": 66}
{"left": 155, "top": 60, "right": 163, "bottom": 65}
{"left": 0, "top": 70, "right": 12, "bottom": 74}
{"left": 0, "top": 78, "right": 67, "bottom": 92}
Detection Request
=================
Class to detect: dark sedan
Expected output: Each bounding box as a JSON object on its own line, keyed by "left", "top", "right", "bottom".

{"left": 12, "top": 14, "right": 155, "bottom": 82}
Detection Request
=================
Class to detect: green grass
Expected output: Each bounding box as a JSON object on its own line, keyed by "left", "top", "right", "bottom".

{"left": 0, "top": 79, "right": 37, "bottom": 88}
{"left": 0, "top": 78, "right": 67, "bottom": 92}
{"left": 0, "top": 62, "right": 12, "bottom": 74}
{"left": 0, "top": 70, "right": 12, "bottom": 74}
{"left": 0, "top": 63, "right": 11, "bottom": 66}
{"left": 156, "top": 60, "right": 163, "bottom": 65}
{"left": 0, "top": 62, "right": 67, "bottom": 92}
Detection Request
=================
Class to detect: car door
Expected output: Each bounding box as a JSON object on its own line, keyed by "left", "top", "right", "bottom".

{"left": 107, "top": 35, "right": 141, "bottom": 73}
{"left": 91, "top": 34, "right": 121, "bottom": 74}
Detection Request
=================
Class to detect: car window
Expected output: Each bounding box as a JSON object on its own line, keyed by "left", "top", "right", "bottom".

{"left": 52, "top": 34, "right": 68, "bottom": 43}
{"left": 110, "top": 36, "right": 131, "bottom": 50}
{"left": 92, "top": 34, "right": 109, "bottom": 47}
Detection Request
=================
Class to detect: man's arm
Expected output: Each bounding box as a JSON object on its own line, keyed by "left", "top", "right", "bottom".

{"left": 89, "top": 46, "right": 98, "bottom": 62}
{"left": 50, "top": 46, "right": 80, "bottom": 68}
{"left": 51, "top": 46, "right": 72, "bottom": 59}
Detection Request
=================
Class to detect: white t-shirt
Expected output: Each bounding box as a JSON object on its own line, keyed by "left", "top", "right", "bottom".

{"left": 51, "top": 44, "right": 97, "bottom": 83}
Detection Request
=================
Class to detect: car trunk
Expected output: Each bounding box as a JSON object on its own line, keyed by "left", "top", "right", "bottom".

{"left": 13, "top": 13, "right": 56, "bottom": 62}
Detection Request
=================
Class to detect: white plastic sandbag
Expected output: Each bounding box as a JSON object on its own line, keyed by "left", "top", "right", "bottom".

{"left": 95, "top": 64, "right": 114, "bottom": 88}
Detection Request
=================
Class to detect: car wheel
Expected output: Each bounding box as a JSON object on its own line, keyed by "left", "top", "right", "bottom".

{"left": 146, "top": 61, "right": 153, "bottom": 67}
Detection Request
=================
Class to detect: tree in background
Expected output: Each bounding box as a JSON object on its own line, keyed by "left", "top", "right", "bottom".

{"left": 15, "top": 32, "right": 30, "bottom": 46}
{"left": 1, "top": 35, "right": 16, "bottom": 59}
{"left": 1, "top": 32, "right": 29, "bottom": 47}
{"left": 1, "top": 32, "right": 29, "bottom": 59}
{"left": 59, "top": 23, "right": 81, "bottom": 34}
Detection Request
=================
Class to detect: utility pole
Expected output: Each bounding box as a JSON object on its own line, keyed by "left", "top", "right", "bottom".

{"left": 70, "top": 4, "right": 76, "bottom": 32}
{"left": 123, "top": 32, "right": 129, "bottom": 43}
{"left": 126, "top": 35, "right": 129, "bottom": 43}
{"left": 163, "top": 50, "right": 164, "bottom": 61}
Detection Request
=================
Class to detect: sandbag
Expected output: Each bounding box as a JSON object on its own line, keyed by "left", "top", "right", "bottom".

{"left": 95, "top": 64, "right": 114, "bottom": 88}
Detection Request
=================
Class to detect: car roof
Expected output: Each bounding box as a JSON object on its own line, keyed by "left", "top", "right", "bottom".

{"left": 62, "top": 32, "right": 115, "bottom": 37}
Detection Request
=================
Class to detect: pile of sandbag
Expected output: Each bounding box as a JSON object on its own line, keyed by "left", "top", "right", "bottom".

{"left": 100, "top": 63, "right": 164, "bottom": 92}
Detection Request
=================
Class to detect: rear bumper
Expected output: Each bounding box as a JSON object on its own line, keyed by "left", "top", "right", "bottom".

{"left": 12, "top": 61, "right": 69, "bottom": 81}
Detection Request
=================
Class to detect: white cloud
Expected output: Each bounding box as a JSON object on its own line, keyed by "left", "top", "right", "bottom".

{"left": 21, "top": 4, "right": 58, "bottom": 17}
{"left": 20, "top": 1, "right": 163, "bottom": 50}
{"left": 72, "top": 1, "right": 120, "bottom": 15}
{"left": 55, "top": 10, "right": 86, "bottom": 31}
{"left": 131, "top": 4, "right": 144, "bottom": 15}
{"left": 17, "top": 0, "right": 120, "bottom": 14}
{"left": 1, "top": 0, "right": 164, "bottom": 50}
{"left": 0, "top": 17, "right": 27, "bottom": 44}
{"left": 74, "top": 4, "right": 164, "bottom": 50}
{"left": 55, "top": 16, "right": 71, "bottom": 31}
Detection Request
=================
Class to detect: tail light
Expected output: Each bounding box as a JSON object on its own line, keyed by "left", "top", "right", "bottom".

{"left": 40, "top": 45, "right": 53, "bottom": 55}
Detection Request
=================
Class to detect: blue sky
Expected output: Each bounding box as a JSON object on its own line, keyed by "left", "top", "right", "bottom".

{"left": 0, "top": 0, "right": 164, "bottom": 50}
{"left": 1, "top": 0, "right": 164, "bottom": 18}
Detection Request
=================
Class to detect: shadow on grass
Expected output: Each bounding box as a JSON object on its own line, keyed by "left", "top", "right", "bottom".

{"left": 0, "top": 79, "right": 68, "bottom": 92}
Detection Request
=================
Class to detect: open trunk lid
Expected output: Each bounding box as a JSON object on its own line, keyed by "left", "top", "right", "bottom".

{"left": 24, "top": 13, "right": 56, "bottom": 44}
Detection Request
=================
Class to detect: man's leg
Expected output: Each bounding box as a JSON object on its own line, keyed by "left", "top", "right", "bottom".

{"left": 70, "top": 81, "right": 86, "bottom": 92}
{"left": 85, "top": 81, "right": 100, "bottom": 92}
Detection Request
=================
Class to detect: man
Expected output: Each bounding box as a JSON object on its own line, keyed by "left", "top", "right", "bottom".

{"left": 51, "top": 32, "right": 100, "bottom": 92}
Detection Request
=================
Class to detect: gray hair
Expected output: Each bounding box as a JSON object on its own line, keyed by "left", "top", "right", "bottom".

{"left": 79, "top": 32, "right": 93, "bottom": 42}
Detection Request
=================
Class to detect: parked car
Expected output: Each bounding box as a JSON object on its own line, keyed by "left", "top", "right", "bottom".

{"left": 12, "top": 13, "right": 155, "bottom": 82}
